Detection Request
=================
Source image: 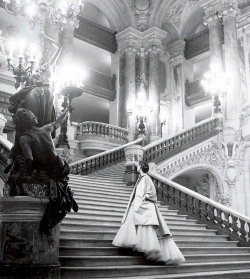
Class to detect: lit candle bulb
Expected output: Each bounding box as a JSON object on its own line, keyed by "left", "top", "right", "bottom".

{"left": 28, "top": 43, "right": 37, "bottom": 61}
{"left": 7, "top": 39, "right": 15, "bottom": 59}
{"left": 18, "top": 38, "right": 26, "bottom": 58}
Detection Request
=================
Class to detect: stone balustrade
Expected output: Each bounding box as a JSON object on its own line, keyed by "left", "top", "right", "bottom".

{"left": 143, "top": 118, "right": 220, "bottom": 164}
{"left": 70, "top": 138, "right": 143, "bottom": 175}
{"left": 149, "top": 170, "right": 250, "bottom": 246}
{"left": 76, "top": 121, "right": 128, "bottom": 143}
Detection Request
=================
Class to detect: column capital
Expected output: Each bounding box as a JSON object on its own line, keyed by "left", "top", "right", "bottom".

{"left": 170, "top": 55, "right": 184, "bottom": 66}
{"left": 219, "top": 0, "right": 240, "bottom": 19}
{"left": 116, "top": 27, "right": 142, "bottom": 55}
{"left": 168, "top": 40, "right": 185, "bottom": 59}
{"left": 143, "top": 26, "right": 167, "bottom": 55}
{"left": 203, "top": 5, "right": 222, "bottom": 26}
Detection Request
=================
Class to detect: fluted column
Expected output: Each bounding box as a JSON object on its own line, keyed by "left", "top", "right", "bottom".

{"left": 148, "top": 46, "right": 161, "bottom": 142}
{"left": 168, "top": 40, "right": 186, "bottom": 133}
{"left": 144, "top": 27, "right": 167, "bottom": 142}
{"left": 116, "top": 28, "right": 142, "bottom": 141}
{"left": 221, "top": 1, "right": 241, "bottom": 122}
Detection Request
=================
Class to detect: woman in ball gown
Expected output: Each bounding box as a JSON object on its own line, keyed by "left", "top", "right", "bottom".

{"left": 112, "top": 161, "right": 185, "bottom": 265}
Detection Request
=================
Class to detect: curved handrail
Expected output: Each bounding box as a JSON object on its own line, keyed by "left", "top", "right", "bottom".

{"left": 143, "top": 117, "right": 221, "bottom": 163}
{"left": 149, "top": 170, "right": 250, "bottom": 246}
{"left": 70, "top": 137, "right": 144, "bottom": 175}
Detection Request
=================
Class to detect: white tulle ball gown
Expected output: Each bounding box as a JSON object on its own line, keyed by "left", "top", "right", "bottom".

{"left": 112, "top": 173, "right": 185, "bottom": 265}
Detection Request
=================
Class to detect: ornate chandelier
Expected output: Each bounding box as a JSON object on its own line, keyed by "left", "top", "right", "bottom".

{"left": 2, "top": 0, "right": 84, "bottom": 29}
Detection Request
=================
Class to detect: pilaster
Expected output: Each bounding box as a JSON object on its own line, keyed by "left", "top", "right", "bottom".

{"left": 168, "top": 40, "right": 185, "bottom": 133}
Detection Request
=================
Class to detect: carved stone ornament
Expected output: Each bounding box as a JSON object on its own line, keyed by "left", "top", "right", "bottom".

{"left": 159, "top": 133, "right": 244, "bottom": 207}
{"left": 134, "top": 0, "right": 151, "bottom": 11}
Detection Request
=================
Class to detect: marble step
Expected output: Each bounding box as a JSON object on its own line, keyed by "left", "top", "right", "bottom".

{"left": 96, "top": 269, "right": 250, "bottom": 279}
{"left": 61, "top": 222, "right": 215, "bottom": 234}
{"left": 60, "top": 254, "right": 250, "bottom": 268}
{"left": 73, "top": 191, "right": 131, "bottom": 202}
{"left": 69, "top": 176, "right": 126, "bottom": 184}
{"left": 69, "top": 181, "right": 131, "bottom": 191}
{"left": 72, "top": 188, "right": 132, "bottom": 198}
{"left": 61, "top": 220, "right": 213, "bottom": 233}
{"left": 60, "top": 255, "right": 148, "bottom": 267}
{"left": 60, "top": 261, "right": 250, "bottom": 278}
{"left": 62, "top": 219, "right": 206, "bottom": 230}
{"left": 60, "top": 230, "right": 228, "bottom": 241}
{"left": 65, "top": 208, "right": 183, "bottom": 218}
{"left": 65, "top": 208, "right": 189, "bottom": 221}
{"left": 59, "top": 246, "right": 250, "bottom": 257}
{"left": 64, "top": 210, "right": 199, "bottom": 224}
{"left": 59, "top": 238, "right": 239, "bottom": 248}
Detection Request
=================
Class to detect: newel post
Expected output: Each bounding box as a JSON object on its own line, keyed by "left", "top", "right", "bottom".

{"left": 0, "top": 197, "right": 60, "bottom": 279}
{"left": 123, "top": 144, "right": 145, "bottom": 186}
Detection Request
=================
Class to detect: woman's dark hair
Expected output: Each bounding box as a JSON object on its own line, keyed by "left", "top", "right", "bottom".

{"left": 139, "top": 161, "right": 149, "bottom": 173}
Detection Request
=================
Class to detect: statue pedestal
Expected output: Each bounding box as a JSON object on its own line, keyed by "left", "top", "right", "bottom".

{"left": 0, "top": 197, "right": 60, "bottom": 279}
{"left": 123, "top": 145, "right": 144, "bottom": 186}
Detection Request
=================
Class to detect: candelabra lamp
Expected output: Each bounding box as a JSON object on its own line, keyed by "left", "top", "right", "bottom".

{"left": 52, "top": 64, "right": 87, "bottom": 148}
{"left": 200, "top": 62, "right": 227, "bottom": 115}
{"left": 56, "top": 86, "right": 83, "bottom": 148}
{"left": 5, "top": 38, "right": 39, "bottom": 88}
{"left": 137, "top": 115, "right": 146, "bottom": 136}
{"left": 7, "top": 57, "right": 35, "bottom": 89}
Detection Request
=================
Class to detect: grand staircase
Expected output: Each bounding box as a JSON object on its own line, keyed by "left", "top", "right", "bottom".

{"left": 60, "top": 162, "right": 250, "bottom": 279}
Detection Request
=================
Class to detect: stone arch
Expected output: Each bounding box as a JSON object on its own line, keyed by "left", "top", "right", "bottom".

{"left": 82, "top": 0, "right": 137, "bottom": 31}
{"left": 179, "top": 5, "right": 206, "bottom": 39}
{"left": 169, "top": 163, "right": 225, "bottom": 201}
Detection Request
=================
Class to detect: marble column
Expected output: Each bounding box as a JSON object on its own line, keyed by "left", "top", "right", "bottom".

{"left": 203, "top": 6, "right": 225, "bottom": 116}
{"left": 204, "top": 6, "right": 224, "bottom": 70}
{"left": 144, "top": 27, "right": 167, "bottom": 142}
{"left": 168, "top": 40, "right": 186, "bottom": 133}
{"left": 124, "top": 47, "right": 137, "bottom": 141}
{"left": 221, "top": 1, "right": 241, "bottom": 122}
{"left": 148, "top": 46, "right": 161, "bottom": 142}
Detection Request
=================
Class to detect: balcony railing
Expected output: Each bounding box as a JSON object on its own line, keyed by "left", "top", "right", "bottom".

{"left": 144, "top": 118, "right": 221, "bottom": 164}
{"left": 150, "top": 170, "right": 250, "bottom": 247}
{"left": 184, "top": 28, "right": 224, "bottom": 60}
{"left": 76, "top": 121, "right": 128, "bottom": 143}
{"left": 185, "top": 79, "right": 211, "bottom": 106}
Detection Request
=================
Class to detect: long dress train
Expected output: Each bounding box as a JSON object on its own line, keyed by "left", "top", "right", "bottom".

{"left": 112, "top": 201, "right": 185, "bottom": 264}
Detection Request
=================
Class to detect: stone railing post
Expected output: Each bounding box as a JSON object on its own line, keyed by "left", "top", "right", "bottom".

{"left": 123, "top": 144, "right": 144, "bottom": 186}
{"left": 0, "top": 113, "right": 7, "bottom": 135}
{"left": 0, "top": 197, "right": 60, "bottom": 278}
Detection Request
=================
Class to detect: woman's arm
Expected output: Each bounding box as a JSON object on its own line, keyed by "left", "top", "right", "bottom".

{"left": 134, "top": 176, "right": 146, "bottom": 211}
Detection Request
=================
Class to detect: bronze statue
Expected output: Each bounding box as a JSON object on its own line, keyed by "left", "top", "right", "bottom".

{"left": 5, "top": 108, "right": 78, "bottom": 233}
